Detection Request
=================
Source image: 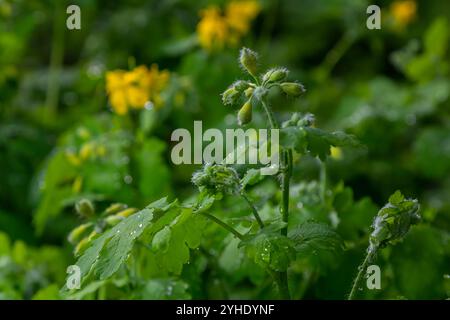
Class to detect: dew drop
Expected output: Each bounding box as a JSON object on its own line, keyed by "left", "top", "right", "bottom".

{"left": 144, "top": 101, "right": 154, "bottom": 110}
{"left": 124, "top": 175, "right": 133, "bottom": 184}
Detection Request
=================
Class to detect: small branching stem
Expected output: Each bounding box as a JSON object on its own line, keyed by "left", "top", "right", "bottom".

{"left": 241, "top": 193, "right": 265, "bottom": 229}
{"left": 198, "top": 211, "right": 244, "bottom": 240}
{"left": 348, "top": 249, "right": 374, "bottom": 300}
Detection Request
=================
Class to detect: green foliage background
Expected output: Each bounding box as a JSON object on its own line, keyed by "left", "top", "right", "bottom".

{"left": 0, "top": 0, "right": 448, "bottom": 299}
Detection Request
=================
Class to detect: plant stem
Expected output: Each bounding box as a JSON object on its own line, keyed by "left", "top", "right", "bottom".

{"left": 280, "top": 150, "right": 292, "bottom": 236}
{"left": 260, "top": 96, "right": 291, "bottom": 299}
{"left": 269, "top": 270, "right": 290, "bottom": 299}
{"left": 241, "top": 193, "right": 264, "bottom": 229}
{"left": 318, "top": 30, "right": 357, "bottom": 81}
{"left": 260, "top": 99, "right": 279, "bottom": 129}
{"left": 348, "top": 250, "right": 373, "bottom": 300}
{"left": 45, "top": 0, "right": 65, "bottom": 121}
{"left": 198, "top": 211, "right": 244, "bottom": 240}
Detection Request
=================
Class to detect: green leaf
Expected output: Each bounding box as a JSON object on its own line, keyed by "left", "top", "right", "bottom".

{"left": 288, "top": 221, "right": 343, "bottom": 257}
{"left": 32, "top": 284, "right": 61, "bottom": 300}
{"left": 140, "top": 278, "right": 191, "bottom": 299}
{"left": 240, "top": 221, "right": 294, "bottom": 272}
{"left": 240, "top": 169, "right": 264, "bottom": 189}
{"left": 424, "top": 17, "right": 448, "bottom": 57}
{"left": 70, "top": 197, "right": 177, "bottom": 284}
{"left": 136, "top": 139, "right": 172, "bottom": 201}
{"left": 280, "top": 126, "right": 362, "bottom": 161}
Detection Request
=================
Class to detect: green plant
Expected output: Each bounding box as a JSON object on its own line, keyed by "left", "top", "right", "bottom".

{"left": 63, "top": 48, "right": 422, "bottom": 300}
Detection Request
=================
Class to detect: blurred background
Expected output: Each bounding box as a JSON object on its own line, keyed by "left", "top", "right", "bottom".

{"left": 0, "top": 0, "right": 448, "bottom": 299}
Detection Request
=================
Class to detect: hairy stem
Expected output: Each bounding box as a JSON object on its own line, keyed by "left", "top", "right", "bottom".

{"left": 260, "top": 99, "right": 279, "bottom": 129}
{"left": 280, "top": 150, "right": 292, "bottom": 236}
{"left": 198, "top": 211, "right": 244, "bottom": 240}
{"left": 241, "top": 193, "right": 264, "bottom": 229}
{"left": 348, "top": 250, "right": 373, "bottom": 300}
{"left": 260, "top": 96, "right": 291, "bottom": 299}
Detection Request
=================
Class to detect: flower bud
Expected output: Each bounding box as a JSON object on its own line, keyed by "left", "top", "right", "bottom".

{"left": 262, "top": 68, "right": 288, "bottom": 83}
{"left": 74, "top": 237, "right": 91, "bottom": 257}
{"left": 221, "top": 87, "right": 240, "bottom": 106}
{"left": 237, "top": 99, "right": 252, "bottom": 126}
{"left": 105, "top": 215, "right": 123, "bottom": 227}
{"left": 75, "top": 199, "right": 95, "bottom": 218}
{"left": 116, "top": 208, "right": 137, "bottom": 218}
{"left": 239, "top": 48, "right": 258, "bottom": 77}
{"left": 192, "top": 164, "right": 240, "bottom": 196}
{"left": 233, "top": 80, "right": 250, "bottom": 92}
{"left": 244, "top": 87, "right": 254, "bottom": 98}
{"left": 280, "top": 82, "right": 305, "bottom": 97}
{"left": 68, "top": 222, "right": 92, "bottom": 245}
{"left": 369, "top": 191, "right": 420, "bottom": 253}
{"left": 105, "top": 203, "right": 127, "bottom": 216}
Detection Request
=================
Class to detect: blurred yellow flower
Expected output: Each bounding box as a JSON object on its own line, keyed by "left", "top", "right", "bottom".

{"left": 197, "top": 7, "right": 229, "bottom": 51}
{"left": 197, "top": 0, "right": 261, "bottom": 51}
{"left": 390, "top": 0, "right": 416, "bottom": 28}
{"left": 105, "top": 65, "right": 170, "bottom": 115}
{"left": 330, "top": 146, "right": 343, "bottom": 160}
{"left": 226, "top": 0, "right": 261, "bottom": 34}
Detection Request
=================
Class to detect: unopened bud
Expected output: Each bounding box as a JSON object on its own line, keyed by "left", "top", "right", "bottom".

{"left": 116, "top": 208, "right": 137, "bottom": 218}
{"left": 105, "top": 215, "right": 123, "bottom": 227}
{"left": 75, "top": 199, "right": 95, "bottom": 217}
{"left": 263, "top": 68, "right": 288, "bottom": 83}
{"left": 237, "top": 99, "right": 253, "bottom": 126}
{"left": 68, "top": 222, "right": 92, "bottom": 244}
{"left": 105, "top": 203, "right": 127, "bottom": 215}
{"left": 244, "top": 87, "right": 254, "bottom": 98}
{"left": 233, "top": 80, "right": 250, "bottom": 92}
{"left": 239, "top": 48, "right": 258, "bottom": 77}
{"left": 280, "top": 82, "right": 305, "bottom": 97}
{"left": 222, "top": 87, "right": 240, "bottom": 106}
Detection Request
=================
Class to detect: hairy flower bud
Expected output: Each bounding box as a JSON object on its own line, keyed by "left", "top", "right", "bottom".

{"left": 105, "top": 215, "right": 123, "bottom": 227}
{"left": 237, "top": 99, "right": 253, "bottom": 126}
{"left": 222, "top": 86, "right": 240, "bottom": 106}
{"left": 116, "top": 208, "right": 137, "bottom": 218}
{"left": 75, "top": 199, "right": 95, "bottom": 218}
{"left": 68, "top": 222, "right": 93, "bottom": 245}
{"left": 233, "top": 80, "right": 250, "bottom": 92}
{"left": 262, "top": 68, "right": 288, "bottom": 83}
{"left": 192, "top": 164, "right": 240, "bottom": 196}
{"left": 74, "top": 237, "right": 91, "bottom": 257}
{"left": 239, "top": 47, "right": 258, "bottom": 77}
{"left": 280, "top": 82, "right": 305, "bottom": 97}
{"left": 369, "top": 190, "right": 420, "bottom": 253}
{"left": 105, "top": 203, "right": 127, "bottom": 215}
{"left": 244, "top": 87, "right": 254, "bottom": 98}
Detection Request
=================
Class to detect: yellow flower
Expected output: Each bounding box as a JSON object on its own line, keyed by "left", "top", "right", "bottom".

{"left": 72, "top": 176, "right": 83, "bottom": 193}
{"left": 390, "top": 0, "right": 416, "bottom": 28}
{"left": 330, "top": 147, "right": 343, "bottom": 160}
{"left": 66, "top": 151, "right": 81, "bottom": 166}
{"left": 79, "top": 142, "right": 94, "bottom": 160}
{"left": 197, "top": 6, "right": 229, "bottom": 51}
{"left": 105, "top": 65, "right": 170, "bottom": 115}
{"left": 226, "top": 0, "right": 261, "bottom": 34}
{"left": 197, "top": 0, "right": 260, "bottom": 51}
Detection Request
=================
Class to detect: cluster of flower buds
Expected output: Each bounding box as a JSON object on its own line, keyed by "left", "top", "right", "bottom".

{"left": 192, "top": 163, "right": 241, "bottom": 196}
{"left": 68, "top": 199, "right": 137, "bottom": 256}
{"left": 221, "top": 47, "right": 306, "bottom": 126}
{"left": 368, "top": 190, "right": 420, "bottom": 255}
{"left": 282, "top": 112, "right": 315, "bottom": 128}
